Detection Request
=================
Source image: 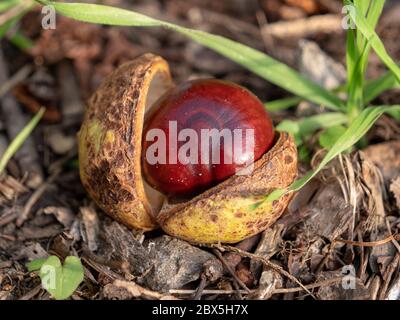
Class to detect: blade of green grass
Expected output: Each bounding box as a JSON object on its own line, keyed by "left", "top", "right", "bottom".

{"left": 262, "top": 105, "right": 400, "bottom": 204}
{"left": 346, "top": 1, "right": 385, "bottom": 119}
{"left": 0, "top": 108, "right": 45, "bottom": 173}
{"left": 354, "top": 0, "right": 370, "bottom": 51}
{"left": 387, "top": 108, "right": 400, "bottom": 121}
{"left": 0, "top": 0, "right": 21, "bottom": 12}
{"left": 0, "top": 15, "right": 19, "bottom": 39}
{"left": 364, "top": 69, "right": 400, "bottom": 103}
{"left": 10, "top": 30, "right": 34, "bottom": 50}
{"left": 353, "top": 0, "right": 384, "bottom": 65}
{"left": 346, "top": 28, "right": 357, "bottom": 88}
{"left": 345, "top": 0, "right": 400, "bottom": 83}
{"left": 278, "top": 113, "right": 348, "bottom": 136}
{"left": 366, "top": 0, "right": 385, "bottom": 31}
{"left": 319, "top": 125, "right": 347, "bottom": 149}
{"left": 347, "top": 44, "right": 368, "bottom": 119}
{"left": 0, "top": 3, "right": 32, "bottom": 41}
{"left": 264, "top": 97, "right": 302, "bottom": 112}
{"left": 276, "top": 112, "right": 348, "bottom": 146}
{"left": 35, "top": 1, "right": 345, "bottom": 111}
{"left": 269, "top": 66, "right": 399, "bottom": 112}
{"left": 297, "top": 113, "right": 348, "bottom": 135}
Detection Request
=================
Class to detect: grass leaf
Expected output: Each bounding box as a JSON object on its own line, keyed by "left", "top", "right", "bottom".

{"left": 0, "top": 2, "right": 33, "bottom": 41}
{"left": 277, "top": 113, "right": 348, "bottom": 146}
{"left": 0, "top": 0, "right": 21, "bottom": 13}
{"left": 364, "top": 69, "right": 400, "bottom": 104}
{"left": 346, "top": 0, "right": 400, "bottom": 83}
{"left": 10, "top": 30, "right": 34, "bottom": 50}
{"left": 35, "top": 1, "right": 345, "bottom": 111}
{"left": 298, "top": 113, "right": 348, "bottom": 135}
{"left": 0, "top": 108, "right": 45, "bottom": 173}
{"left": 264, "top": 97, "right": 302, "bottom": 112}
{"left": 346, "top": 28, "right": 357, "bottom": 88}
{"left": 319, "top": 125, "right": 347, "bottom": 149}
{"left": 266, "top": 105, "right": 400, "bottom": 202}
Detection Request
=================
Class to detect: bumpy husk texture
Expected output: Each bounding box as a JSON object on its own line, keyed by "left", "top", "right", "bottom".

{"left": 79, "top": 53, "right": 298, "bottom": 243}
{"left": 158, "top": 132, "right": 297, "bottom": 243}
{"left": 78, "top": 54, "right": 173, "bottom": 230}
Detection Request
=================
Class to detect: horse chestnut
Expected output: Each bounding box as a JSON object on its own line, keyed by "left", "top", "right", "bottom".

{"left": 79, "top": 54, "right": 297, "bottom": 242}
{"left": 142, "top": 79, "right": 275, "bottom": 197}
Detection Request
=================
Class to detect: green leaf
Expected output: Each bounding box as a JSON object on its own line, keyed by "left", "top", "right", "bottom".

{"left": 364, "top": 69, "right": 400, "bottom": 104}
{"left": 277, "top": 112, "right": 348, "bottom": 146}
{"left": 319, "top": 125, "right": 347, "bottom": 149}
{"left": 366, "top": 0, "right": 385, "bottom": 31}
{"left": 39, "top": 255, "right": 84, "bottom": 300}
{"left": 346, "top": 28, "right": 358, "bottom": 88}
{"left": 35, "top": 1, "right": 345, "bottom": 111}
{"left": 298, "top": 113, "right": 348, "bottom": 136}
{"left": 387, "top": 108, "right": 400, "bottom": 122}
{"left": 0, "top": 2, "right": 32, "bottom": 41}
{"left": 354, "top": 0, "right": 370, "bottom": 51}
{"left": 276, "top": 120, "right": 301, "bottom": 146}
{"left": 347, "top": 45, "right": 369, "bottom": 118}
{"left": 10, "top": 30, "right": 34, "bottom": 50}
{"left": 265, "top": 105, "right": 400, "bottom": 202}
{"left": 0, "top": 0, "right": 21, "bottom": 12}
{"left": 27, "top": 258, "right": 46, "bottom": 272}
{"left": 0, "top": 108, "right": 45, "bottom": 173}
{"left": 345, "top": 0, "right": 400, "bottom": 83}
{"left": 346, "top": 1, "right": 385, "bottom": 119}
{"left": 267, "top": 68, "right": 400, "bottom": 113}
{"left": 264, "top": 97, "right": 302, "bottom": 112}
{"left": 0, "top": 15, "right": 19, "bottom": 40}
{"left": 298, "top": 145, "right": 310, "bottom": 163}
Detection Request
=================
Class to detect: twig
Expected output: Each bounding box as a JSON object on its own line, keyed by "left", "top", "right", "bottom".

{"left": 16, "top": 169, "right": 60, "bottom": 226}
{"left": 317, "top": 0, "right": 343, "bottom": 13}
{"left": 0, "top": 65, "right": 32, "bottom": 98}
{"left": 170, "top": 277, "right": 343, "bottom": 296}
{"left": 212, "top": 249, "right": 251, "bottom": 293}
{"left": 378, "top": 254, "right": 400, "bottom": 300}
{"left": 386, "top": 218, "right": 400, "bottom": 254}
{"left": 256, "top": 10, "right": 275, "bottom": 52}
{"left": 201, "top": 235, "right": 259, "bottom": 284}
{"left": 0, "top": 208, "right": 19, "bottom": 227}
{"left": 170, "top": 289, "right": 248, "bottom": 296}
{"left": 0, "top": 1, "right": 31, "bottom": 26}
{"left": 18, "top": 285, "right": 42, "bottom": 300}
{"left": 203, "top": 244, "right": 316, "bottom": 299}
{"left": 261, "top": 14, "right": 343, "bottom": 39}
{"left": 232, "top": 280, "right": 244, "bottom": 300}
{"left": 314, "top": 243, "right": 334, "bottom": 276}
{"left": 193, "top": 273, "right": 207, "bottom": 300}
{"left": 335, "top": 234, "right": 400, "bottom": 247}
{"left": 105, "top": 279, "right": 179, "bottom": 300}
{"left": 0, "top": 234, "right": 15, "bottom": 241}
{"left": 272, "top": 277, "right": 342, "bottom": 294}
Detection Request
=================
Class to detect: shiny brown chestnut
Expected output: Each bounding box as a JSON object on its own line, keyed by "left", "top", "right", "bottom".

{"left": 142, "top": 79, "right": 275, "bottom": 197}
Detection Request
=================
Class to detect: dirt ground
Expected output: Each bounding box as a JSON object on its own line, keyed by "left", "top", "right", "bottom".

{"left": 0, "top": 0, "right": 400, "bottom": 300}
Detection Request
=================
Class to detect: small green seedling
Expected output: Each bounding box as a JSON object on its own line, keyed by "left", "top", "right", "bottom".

{"left": 27, "top": 255, "right": 84, "bottom": 300}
